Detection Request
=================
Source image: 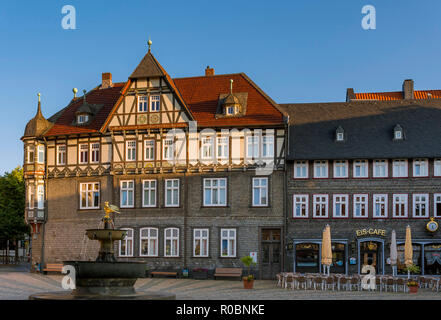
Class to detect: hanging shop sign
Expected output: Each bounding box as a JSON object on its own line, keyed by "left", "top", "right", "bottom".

{"left": 426, "top": 217, "right": 439, "bottom": 233}
{"left": 355, "top": 228, "right": 386, "bottom": 237}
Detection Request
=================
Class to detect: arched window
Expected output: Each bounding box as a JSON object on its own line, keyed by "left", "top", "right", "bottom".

{"left": 164, "top": 227, "right": 179, "bottom": 257}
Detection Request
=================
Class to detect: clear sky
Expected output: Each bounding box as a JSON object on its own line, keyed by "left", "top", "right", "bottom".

{"left": 1, "top": 0, "right": 441, "bottom": 173}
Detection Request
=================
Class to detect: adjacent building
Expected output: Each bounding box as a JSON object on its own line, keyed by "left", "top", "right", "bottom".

{"left": 280, "top": 79, "right": 441, "bottom": 276}
{"left": 22, "top": 45, "right": 287, "bottom": 279}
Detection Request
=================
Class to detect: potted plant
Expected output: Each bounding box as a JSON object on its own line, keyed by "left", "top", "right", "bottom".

{"left": 240, "top": 256, "right": 256, "bottom": 289}
{"left": 192, "top": 268, "right": 209, "bottom": 280}
{"left": 404, "top": 264, "right": 421, "bottom": 293}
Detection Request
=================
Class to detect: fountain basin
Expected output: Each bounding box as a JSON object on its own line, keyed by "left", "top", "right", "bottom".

{"left": 86, "top": 229, "right": 126, "bottom": 241}
{"left": 64, "top": 261, "right": 146, "bottom": 278}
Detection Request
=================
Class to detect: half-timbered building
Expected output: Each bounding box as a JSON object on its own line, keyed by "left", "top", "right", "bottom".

{"left": 22, "top": 44, "right": 287, "bottom": 279}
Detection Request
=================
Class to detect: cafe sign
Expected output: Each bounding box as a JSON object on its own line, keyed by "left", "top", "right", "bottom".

{"left": 355, "top": 228, "right": 386, "bottom": 237}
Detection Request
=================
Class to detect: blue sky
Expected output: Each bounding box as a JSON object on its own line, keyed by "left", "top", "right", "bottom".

{"left": 1, "top": 0, "right": 441, "bottom": 173}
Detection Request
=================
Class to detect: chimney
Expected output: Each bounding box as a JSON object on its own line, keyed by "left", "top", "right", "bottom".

{"left": 205, "top": 66, "right": 214, "bottom": 76}
{"left": 346, "top": 88, "right": 356, "bottom": 102}
{"left": 402, "top": 79, "right": 414, "bottom": 100}
{"left": 101, "top": 72, "right": 112, "bottom": 89}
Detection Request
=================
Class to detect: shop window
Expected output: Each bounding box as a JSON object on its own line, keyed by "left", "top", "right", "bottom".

{"left": 331, "top": 243, "right": 346, "bottom": 274}
{"left": 295, "top": 243, "right": 319, "bottom": 273}
{"left": 424, "top": 244, "right": 441, "bottom": 275}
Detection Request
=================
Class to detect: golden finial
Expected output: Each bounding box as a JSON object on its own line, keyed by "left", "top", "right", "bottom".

{"left": 73, "top": 88, "right": 78, "bottom": 99}
{"left": 37, "top": 92, "right": 41, "bottom": 102}
{"left": 147, "top": 37, "right": 152, "bottom": 52}
{"left": 230, "top": 79, "right": 234, "bottom": 94}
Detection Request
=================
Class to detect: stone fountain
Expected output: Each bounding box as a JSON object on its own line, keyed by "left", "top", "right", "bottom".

{"left": 29, "top": 202, "right": 175, "bottom": 300}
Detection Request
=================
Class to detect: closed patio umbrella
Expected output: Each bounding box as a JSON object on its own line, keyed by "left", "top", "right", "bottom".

{"left": 390, "top": 230, "right": 398, "bottom": 276}
{"left": 404, "top": 225, "right": 413, "bottom": 279}
{"left": 321, "top": 225, "right": 332, "bottom": 276}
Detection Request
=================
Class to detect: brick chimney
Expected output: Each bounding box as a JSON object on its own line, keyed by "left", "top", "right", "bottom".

{"left": 205, "top": 66, "right": 214, "bottom": 76}
{"left": 101, "top": 72, "right": 112, "bottom": 89}
{"left": 402, "top": 79, "right": 414, "bottom": 100}
{"left": 346, "top": 88, "right": 356, "bottom": 102}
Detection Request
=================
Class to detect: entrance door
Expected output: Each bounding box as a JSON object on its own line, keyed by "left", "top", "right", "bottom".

{"left": 360, "top": 241, "right": 383, "bottom": 274}
{"left": 261, "top": 229, "right": 281, "bottom": 280}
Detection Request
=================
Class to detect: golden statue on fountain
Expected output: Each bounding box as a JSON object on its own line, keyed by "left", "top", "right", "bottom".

{"left": 103, "top": 201, "right": 120, "bottom": 221}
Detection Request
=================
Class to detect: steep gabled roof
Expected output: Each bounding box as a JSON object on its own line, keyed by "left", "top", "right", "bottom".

{"left": 279, "top": 99, "right": 441, "bottom": 160}
{"left": 129, "top": 51, "right": 166, "bottom": 79}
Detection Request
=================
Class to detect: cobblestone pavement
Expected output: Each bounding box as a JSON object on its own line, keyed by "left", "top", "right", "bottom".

{"left": 0, "top": 270, "right": 441, "bottom": 300}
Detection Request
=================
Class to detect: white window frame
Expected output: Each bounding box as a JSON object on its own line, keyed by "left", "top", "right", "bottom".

{"left": 163, "top": 138, "right": 175, "bottom": 161}
{"left": 139, "top": 227, "right": 158, "bottom": 257}
{"left": 293, "top": 194, "right": 309, "bottom": 218}
{"left": 413, "top": 159, "right": 428, "bottom": 177}
{"left": 252, "top": 177, "right": 268, "bottom": 207}
{"left": 193, "top": 228, "right": 209, "bottom": 257}
{"left": 435, "top": 159, "right": 441, "bottom": 177}
{"left": 353, "top": 194, "right": 368, "bottom": 218}
{"left": 220, "top": 228, "right": 236, "bottom": 257}
{"left": 203, "top": 178, "right": 227, "bottom": 207}
{"left": 79, "top": 143, "right": 88, "bottom": 164}
{"left": 373, "top": 159, "right": 388, "bottom": 178}
{"left": 56, "top": 144, "right": 66, "bottom": 166}
{"left": 150, "top": 95, "right": 160, "bottom": 112}
{"left": 126, "top": 140, "right": 136, "bottom": 162}
{"left": 333, "top": 160, "right": 348, "bottom": 178}
{"left": 262, "top": 135, "right": 274, "bottom": 158}
{"left": 142, "top": 179, "right": 157, "bottom": 207}
{"left": 353, "top": 160, "right": 368, "bottom": 178}
{"left": 393, "top": 194, "right": 408, "bottom": 218}
{"left": 216, "top": 136, "right": 229, "bottom": 159}
{"left": 138, "top": 95, "right": 148, "bottom": 112}
{"left": 37, "top": 185, "right": 44, "bottom": 209}
{"left": 164, "top": 227, "right": 179, "bottom": 257}
{"left": 77, "top": 114, "right": 89, "bottom": 124}
{"left": 313, "top": 160, "right": 328, "bottom": 178}
{"left": 120, "top": 180, "right": 134, "bottom": 208}
{"left": 90, "top": 142, "right": 100, "bottom": 164}
{"left": 27, "top": 145, "right": 35, "bottom": 164}
{"left": 413, "top": 193, "right": 429, "bottom": 218}
{"left": 373, "top": 194, "right": 388, "bottom": 218}
{"left": 392, "top": 159, "right": 408, "bottom": 178}
{"left": 294, "top": 161, "right": 309, "bottom": 179}
{"left": 434, "top": 193, "right": 441, "bottom": 218}
{"left": 336, "top": 132, "right": 344, "bottom": 141}
{"left": 165, "top": 179, "right": 179, "bottom": 207}
{"left": 37, "top": 145, "right": 45, "bottom": 164}
{"left": 394, "top": 130, "right": 402, "bottom": 140}
{"left": 312, "top": 194, "right": 328, "bottom": 218}
{"left": 119, "top": 228, "right": 133, "bottom": 257}
{"left": 201, "top": 136, "right": 214, "bottom": 160}
{"left": 79, "top": 182, "right": 100, "bottom": 209}
{"left": 246, "top": 136, "right": 259, "bottom": 159}
{"left": 28, "top": 185, "right": 35, "bottom": 209}
{"left": 144, "top": 139, "right": 155, "bottom": 161}
{"left": 333, "top": 194, "right": 348, "bottom": 218}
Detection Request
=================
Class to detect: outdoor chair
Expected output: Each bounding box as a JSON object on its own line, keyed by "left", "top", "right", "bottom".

{"left": 276, "top": 273, "right": 283, "bottom": 287}
{"left": 419, "top": 276, "right": 429, "bottom": 289}
{"left": 284, "top": 273, "right": 294, "bottom": 289}
{"left": 375, "top": 276, "right": 382, "bottom": 291}
{"left": 296, "top": 276, "right": 307, "bottom": 290}
{"left": 384, "top": 277, "right": 396, "bottom": 292}
{"left": 324, "top": 276, "right": 336, "bottom": 291}
{"left": 429, "top": 277, "right": 440, "bottom": 292}
{"left": 396, "top": 277, "right": 407, "bottom": 293}
{"left": 349, "top": 276, "right": 361, "bottom": 291}
{"left": 313, "top": 276, "right": 325, "bottom": 290}
{"left": 338, "top": 277, "right": 349, "bottom": 291}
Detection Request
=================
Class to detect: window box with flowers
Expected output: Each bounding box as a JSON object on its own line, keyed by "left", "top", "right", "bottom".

{"left": 192, "top": 268, "right": 209, "bottom": 280}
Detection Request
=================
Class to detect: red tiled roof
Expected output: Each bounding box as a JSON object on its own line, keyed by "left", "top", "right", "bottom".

{"left": 173, "top": 73, "right": 284, "bottom": 127}
{"left": 355, "top": 90, "right": 441, "bottom": 101}
{"left": 44, "top": 73, "right": 284, "bottom": 137}
{"left": 44, "top": 82, "right": 126, "bottom": 136}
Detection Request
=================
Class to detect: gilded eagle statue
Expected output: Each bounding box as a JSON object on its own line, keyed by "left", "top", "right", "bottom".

{"left": 103, "top": 201, "right": 120, "bottom": 221}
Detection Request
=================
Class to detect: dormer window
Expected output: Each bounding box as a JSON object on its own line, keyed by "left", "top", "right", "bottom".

{"left": 394, "top": 124, "right": 403, "bottom": 140}
{"left": 226, "top": 106, "right": 235, "bottom": 115}
{"left": 77, "top": 114, "right": 89, "bottom": 124}
{"left": 335, "top": 126, "right": 345, "bottom": 142}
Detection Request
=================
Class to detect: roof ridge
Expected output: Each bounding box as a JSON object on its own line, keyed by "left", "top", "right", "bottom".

{"left": 173, "top": 73, "right": 243, "bottom": 80}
